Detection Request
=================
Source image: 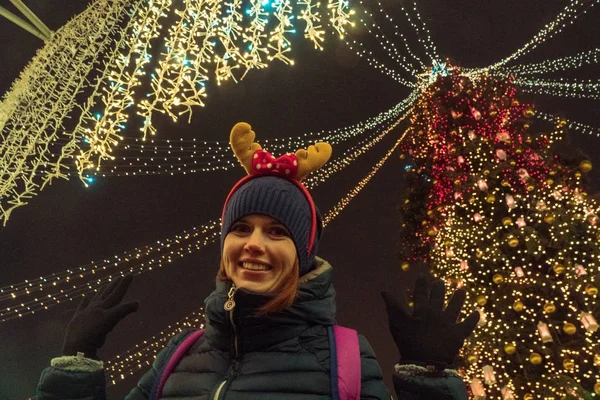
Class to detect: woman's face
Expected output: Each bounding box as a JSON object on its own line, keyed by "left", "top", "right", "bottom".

{"left": 223, "top": 214, "right": 297, "bottom": 293}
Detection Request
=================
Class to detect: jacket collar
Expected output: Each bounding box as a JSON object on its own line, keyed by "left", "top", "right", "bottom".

{"left": 203, "top": 257, "right": 336, "bottom": 354}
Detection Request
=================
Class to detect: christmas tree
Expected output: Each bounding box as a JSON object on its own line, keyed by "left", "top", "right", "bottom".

{"left": 398, "top": 67, "right": 600, "bottom": 399}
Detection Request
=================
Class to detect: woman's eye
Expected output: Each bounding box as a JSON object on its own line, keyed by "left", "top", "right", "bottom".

{"left": 232, "top": 223, "right": 250, "bottom": 233}
{"left": 270, "top": 227, "right": 289, "bottom": 237}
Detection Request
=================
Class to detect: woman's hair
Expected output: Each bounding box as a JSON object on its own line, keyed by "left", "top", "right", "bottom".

{"left": 218, "top": 258, "right": 300, "bottom": 315}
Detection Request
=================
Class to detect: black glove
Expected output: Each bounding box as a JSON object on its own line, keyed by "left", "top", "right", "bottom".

{"left": 62, "top": 274, "right": 139, "bottom": 360}
{"left": 382, "top": 275, "right": 479, "bottom": 368}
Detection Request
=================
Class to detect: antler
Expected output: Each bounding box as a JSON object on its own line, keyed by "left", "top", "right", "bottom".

{"left": 295, "top": 143, "right": 332, "bottom": 181}
{"left": 230, "top": 122, "right": 262, "bottom": 174}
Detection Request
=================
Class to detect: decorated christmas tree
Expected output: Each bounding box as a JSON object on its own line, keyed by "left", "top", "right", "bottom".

{"left": 398, "top": 67, "right": 600, "bottom": 399}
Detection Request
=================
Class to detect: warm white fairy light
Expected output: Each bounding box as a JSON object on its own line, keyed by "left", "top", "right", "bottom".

{"left": 297, "top": 0, "right": 326, "bottom": 50}
{"left": 535, "top": 111, "right": 600, "bottom": 137}
{"left": 241, "top": 0, "right": 271, "bottom": 72}
{"left": 0, "top": 0, "right": 134, "bottom": 225}
{"left": 514, "top": 77, "right": 600, "bottom": 100}
{"left": 403, "top": 0, "right": 439, "bottom": 64}
{"left": 1, "top": 0, "right": 354, "bottom": 224}
{"left": 0, "top": 107, "right": 412, "bottom": 320}
{"left": 371, "top": 0, "right": 427, "bottom": 71}
{"left": 481, "top": 0, "right": 599, "bottom": 72}
{"left": 355, "top": 5, "right": 420, "bottom": 77}
{"left": 499, "top": 48, "right": 600, "bottom": 77}
{"left": 323, "top": 127, "right": 409, "bottom": 225}
{"left": 105, "top": 309, "right": 205, "bottom": 385}
{"left": 75, "top": 0, "right": 172, "bottom": 179}
{"left": 51, "top": 95, "right": 415, "bottom": 177}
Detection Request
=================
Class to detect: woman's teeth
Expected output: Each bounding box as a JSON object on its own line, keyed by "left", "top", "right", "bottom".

{"left": 241, "top": 262, "right": 272, "bottom": 271}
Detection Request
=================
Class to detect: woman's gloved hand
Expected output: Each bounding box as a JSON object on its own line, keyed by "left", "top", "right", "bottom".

{"left": 381, "top": 275, "right": 479, "bottom": 367}
{"left": 62, "top": 274, "right": 139, "bottom": 360}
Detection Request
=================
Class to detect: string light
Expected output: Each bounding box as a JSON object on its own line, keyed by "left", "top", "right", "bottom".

{"left": 0, "top": 102, "right": 415, "bottom": 321}
{"left": 323, "top": 127, "right": 409, "bottom": 225}
{"left": 498, "top": 48, "right": 600, "bottom": 77}
{"left": 1, "top": 0, "right": 354, "bottom": 224}
{"left": 399, "top": 68, "right": 600, "bottom": 398}
{"left": 514, "top": 77, "right": 600, "bottom": 100}
{"left": 535, "top": 111, "right": 600, "bottom": 137}
{"left": 0, "top": 0, "right": 134, "bottom": 225}
{"left": 479, "top": 0, "right": 599, "bottom": 72}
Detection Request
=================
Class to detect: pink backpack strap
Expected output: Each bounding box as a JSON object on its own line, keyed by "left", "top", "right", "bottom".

{"left": 334, "top": 325, "right": 361, "bottom": 400}
{"left": 153, "top": 329, "right": 205, "bottom": 399}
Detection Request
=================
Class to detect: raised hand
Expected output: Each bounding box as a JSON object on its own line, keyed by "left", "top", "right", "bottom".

{"left": 382, "top": 275, "right": 479, "bottom": 367}
{"left": 62, "top": 274, "right": 139, "bottom": 360}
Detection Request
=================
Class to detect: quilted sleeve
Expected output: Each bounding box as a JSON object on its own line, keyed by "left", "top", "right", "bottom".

{"left": 392, "top": 364, "right": 468, "bottom": 400}
{"left": 125, "top": 329, "right": 196, "bottom": 399}
{"left": 358, "top": 334, "right": 392, "bottom": 400}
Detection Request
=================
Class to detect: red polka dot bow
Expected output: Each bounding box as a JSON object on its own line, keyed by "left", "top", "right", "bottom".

{"left": 252, "top": 149, "right": 299, "bottom": 180}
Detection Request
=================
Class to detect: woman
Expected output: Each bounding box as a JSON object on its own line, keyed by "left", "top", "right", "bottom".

{"left": 37, "top": 123, "right": 479, "bottom": 399}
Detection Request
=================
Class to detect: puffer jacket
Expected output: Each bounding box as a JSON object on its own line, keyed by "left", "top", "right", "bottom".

{"left": 37, "top": 258, "right": 468, "bottom": 399}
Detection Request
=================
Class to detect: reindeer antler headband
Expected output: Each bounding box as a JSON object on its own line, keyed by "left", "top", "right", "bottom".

{"left": 222, "top": 122, "right": 332, "bottom": 255}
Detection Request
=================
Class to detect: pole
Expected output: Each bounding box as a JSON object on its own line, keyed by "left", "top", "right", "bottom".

{"left": 9, "top": 0, "right": 52, "bottom": 39}
{"left": 0, "top": 5, "right": 47, "bottom": 41}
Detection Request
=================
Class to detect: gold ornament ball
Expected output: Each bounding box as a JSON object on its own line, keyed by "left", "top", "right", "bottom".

{"left": 427, "top": 228, "right": 436, "bottom": 236}
{"left": 427, "top": 210, "right": 434, "bottom": 217}
{"left": 544, "top": 213, "right": 555, "bottom": 224}
{"left": 502, "top": 217, "right": 513, "bottom": 226}
{"left": 546, "top": 178, "right": 554, "bottom": 186}
{"left": 563, "top": 323, "right": 577, "bottom": 335}
{"left": 553, "top": 264, "right": 565, "bottom": 275}
{"left": 563, "top": 359, "right": 575, "bottom": 370}
{"left": 530, "top": 352, "right": 543, "bottom": 365}
{"left": 594, "top": 382, "right": 600, "bottom": 395}
{"left": 401, "top": 262, "right": 410, "bottom": 271}
{"left": 408, "top": 301, "right": 414, "bottom": 308}
{"left": 513, "top": 300, "right": 525, "bottom": 312}
{"left": 526, "top": 184, "right": 535, "bottom": 191}
{"left": 579, "top": 160, "right": 592, "bottom": 173}
{"left": 476, "top": 295, "right": 488, "bottom": 306}
{"left": 585, "top": 284, "right": 598, "bottom": 296}
{"left": 404, "top": 199, "right": 410, "bottom": 204}
{"left": 510, "top": 160, "right": 516, "bottom": 166}
{"left": 501, "top": 180, "right": 510, "bottom": 187}
{"left": 558, "top": 119, "right": 567, "bottom": 127}
{"left": 504, "top": 343, "right": 516, "bottom": 355}
{"left": 507, "top": 236, "right": 519, "bottom": 248}
{"left": 454, "top": 179, "right": 462, "bottom": 185}
{"left": 515, "top": 148, "right": 523, "bottom": 154}
{"left": 483, "top": 169, "right": 490, "bottom": 176}
{"left": 543, "top": 302, "right": 556, "bottom": 314}
{"left": 476, "top": 249, "right": 484, "bottom": 258}
{"left": 523, "top": 395, "right": 533, "bottom": 400}
{"left": 594, "top": 353, "right": 600, "bottom": 367}
{"left": 493, "top": 274, "right": 504, "bottom": 284}
{"left": 486, "top": 194, "right": 496, "bottom": 203}
{"left": 575, "top": 171, "right": 582, "bottom": 178}
{"left": 523, "top": 107, "right": 535, "bottom": 117}
{"left": 421, "top": 220, "right": 428, "bottom": 226}
{"left": 512, "top": 99, "right": 520, "bottom": 106}
{"left": 467, "top": 354, "right": 478, "bottom": 364}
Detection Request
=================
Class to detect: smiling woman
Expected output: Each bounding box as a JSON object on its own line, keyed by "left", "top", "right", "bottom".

{"left": 36, "top": 122, "right": 479, "bottom": 400}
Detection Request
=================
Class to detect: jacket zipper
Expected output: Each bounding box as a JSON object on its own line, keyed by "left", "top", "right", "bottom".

{"left": 212, "top": 284, "right": 239, "bottom": 400}
{"left": 224, "top": 284, "right": 239, "bottom": 358}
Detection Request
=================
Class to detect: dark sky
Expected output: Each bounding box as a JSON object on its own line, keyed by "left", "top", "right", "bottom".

{"left": 1, "top": 1, "right": 599, "bottom": 398}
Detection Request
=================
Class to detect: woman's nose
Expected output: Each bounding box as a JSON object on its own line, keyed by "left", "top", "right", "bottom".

{"left": 243, "top": 230, "right": 266, "bottom": 253}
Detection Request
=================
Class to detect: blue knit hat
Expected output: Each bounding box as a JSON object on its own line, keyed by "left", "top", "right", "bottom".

{"left": 221, "top": 176, "right": 323, "bottom": 276}
{"left": 221, "top": 122, "right": 332, "bottom": 276}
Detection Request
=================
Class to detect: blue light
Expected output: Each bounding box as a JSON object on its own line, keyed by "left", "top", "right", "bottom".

{"left": 245, "top": 8, "right": 252, "bottom": 15}
{"left": 404, "top": 164, "right": 414, "bottom": 171}
{"left": 95, "top": 113, "right": 102, "bottom": 120}
{"left": 85, "top": 176, "right": 95, "bottom": 184}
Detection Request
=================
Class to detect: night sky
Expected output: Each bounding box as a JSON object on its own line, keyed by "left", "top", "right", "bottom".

{"left": 1, "top": 1, "right": 599, "bottom": 398}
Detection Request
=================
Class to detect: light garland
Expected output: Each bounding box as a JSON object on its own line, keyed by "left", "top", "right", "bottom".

{"left": 0, "top": 0, "right": 354, "bottom": 224}
{"left": 399, "top": 68, "right": 600, "bottom": 398}
{"left": 514, "top": 77, "right": 600, "bottom": 100}
{"left": 323, "top": 126, "right": 409, "bottom": 225}
{"left": 499, "top": 48, "right": 600, "bottom": 77}
{"left": 535, "top": 111, "right": 600, "bottom": 137}
{"left": 0, "top": 0, "right": 135, "bottom": 225}
{"left": 480, "top": 0, "right": 599, "bottom": 72}
{"left": 0, "top": 104, "right": 413, "bottom": 321}
{"left": 105, "top": 309, "right": 205, "bottom": 385}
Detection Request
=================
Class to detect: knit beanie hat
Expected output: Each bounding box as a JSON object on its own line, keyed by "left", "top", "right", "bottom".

{"left": 221, "top": 122, "right": 332, "bottom": 276}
